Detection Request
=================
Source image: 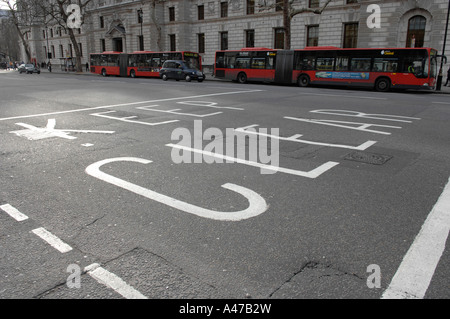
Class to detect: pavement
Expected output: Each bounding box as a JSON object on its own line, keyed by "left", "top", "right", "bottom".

{"left": 3, "top": 67, "right": 450, "bottom": 93}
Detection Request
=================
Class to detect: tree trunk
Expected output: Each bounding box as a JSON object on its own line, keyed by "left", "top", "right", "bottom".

{"left": 151, "top": 1, "right": 162, "bottom": 51}
{"left": 283, "top": 0, "right": 291, "bottom": 50}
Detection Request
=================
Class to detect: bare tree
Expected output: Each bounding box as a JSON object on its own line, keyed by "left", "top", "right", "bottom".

{"left": 0, "top": 12, "right": 21, "bottom": 62}
{"left": 150, "top": 0, "right": 164, "bottom": 51}
{"left": 259, "top": 0, "right": 333, "bottom": 49}
{"left": 38, "top": 0, "right": 93, "bottom": 72}
{"left": 1, "top": 0, "right": 43, "bottom": 62}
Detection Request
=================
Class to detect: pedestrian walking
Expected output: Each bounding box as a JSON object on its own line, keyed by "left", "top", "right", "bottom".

{"left": 48, "top": 61, "right": 52, "bottom": 72}
{"left": 86, "top": 62, "right": 89, "bottom": 72}
{"left": 445, "top": 66, "right": 450, "bottom": 87}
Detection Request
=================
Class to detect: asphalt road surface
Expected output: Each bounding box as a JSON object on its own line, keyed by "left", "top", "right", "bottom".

{"left": 0, "top": 69, "right": 449, "bottom": 302}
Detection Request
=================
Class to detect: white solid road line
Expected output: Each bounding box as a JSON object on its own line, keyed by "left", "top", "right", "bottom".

{"left": 31, "top": 227, "right": 73, "bottom": 253}
{"left": 382, "top": 176, "right": 450, "bottom": 299}
{"left": 0, "top": 90, "right": 263, "bottom": 122}
{"left": 0, "top": 204, "right": 29, "bottom": 222}
{"left": 85, "top": 263, "right": 148, "bottom": 299}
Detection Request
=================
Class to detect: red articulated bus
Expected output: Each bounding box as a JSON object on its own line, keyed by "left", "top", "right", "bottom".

{"left": 215, "top": 46, "right": 444, "bottom": 91}
{"left": 90, "top": 51, "right": 202, "bottom": 78}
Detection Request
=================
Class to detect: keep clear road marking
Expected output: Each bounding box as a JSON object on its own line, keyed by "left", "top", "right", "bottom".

{"left": 31, "top": 227, "right": 73, "bottom": 253}
{"left": 0, "top": 204, "right": 29, "bottom": 222}
{"left": 382, "top": 176, "right": 450, "bottom": 299}
{"left": 166, "top": 143, "right": 339, "bottom": 178}
{"left": 84, "top": 263, "right": 147, "bottom": 299}
{"left": 85, "top": 157, "right": 268, "bottom": 221}
{"left": 0, "top": 90, "right": 263, "bottom": 122}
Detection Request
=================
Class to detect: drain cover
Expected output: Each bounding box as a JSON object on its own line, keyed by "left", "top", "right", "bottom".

{"left": 344, "top": 151, "right": 393, "bottom": 165}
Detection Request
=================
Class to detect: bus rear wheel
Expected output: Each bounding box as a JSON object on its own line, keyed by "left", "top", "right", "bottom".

{"left": 130, "top": 70, "right": 136, "bottom": 78}
{"left": 375, "top": 78, "right": 391, "bottom": 92}
{"left": 237, "top": 72, "right": 247, "bottom": 84}
{"left": 101, "top": 69, "right": 107, "bottom": 77}
{"left": 298, "top": 74, "right": 310, "bottom": 87}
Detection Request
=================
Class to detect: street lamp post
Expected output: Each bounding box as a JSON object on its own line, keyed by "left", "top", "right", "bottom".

{"left": 437, "top": 0, "right": 450, "bottom": 91}
{"left": 45, "top": 26, "right": 50, "bottom": 63}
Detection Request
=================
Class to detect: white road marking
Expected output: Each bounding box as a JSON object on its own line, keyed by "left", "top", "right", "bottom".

{"left": 10, "top": 119, "right": 115, "bottom": 140}
{"left": 285, "top": 116, "right": 402, "bottom": 135}
{"left": 84, "top": 263, "right": 147, "bottom": 299}
{"left": 382, "top": 176, "right": 450, "bottom": 299}
{"left": 136, "top": 105, "right": 222, "bottom": 118}
{"left": 177, "top": 101, "right": 244, "bottom": 111}
{"left": 301, "top": 92, "right": 387, "bottom": 100}
{"left": 235, "top": 125, "right": 377, "bottom": 150}
{"left": 91, "top": 110, "right": 180, "bottom": 126}
{"left": 85, "top": 157, "right": 268, "bottom": 221}
{"left": 166, "top": 143, "right": 339, "bottom": 178}
{"left": 0, "top": 90, "right": 263, "bottom": 122}
{"left": 31, "top": 227, "right": 73, "bottom": 253}
{"left": 0, "top": 204, "right": 29, "bottom": 222}
{"left": 310, "top": 110, "right": 421, "bottom": 123}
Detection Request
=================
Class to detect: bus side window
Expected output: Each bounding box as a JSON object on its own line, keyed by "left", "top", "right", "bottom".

{"left": 351, "top": 58, "right": 371, "bottom": 72}
{"left": 301, "top": 57, "right": 315, "bottom": 70}
{"left": 336, "top": 57, "right": 349, "bottom": 71}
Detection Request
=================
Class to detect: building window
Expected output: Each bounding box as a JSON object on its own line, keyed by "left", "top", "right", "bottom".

{"left": 50, "top": 28, "right": 53, "bottom": 37}
{"left": 51, "top": 45, "right": 55, "bottom": 59}
{"left": 78, "top": 43, "right": 83, "bottom": 57}
{"left": 100, "top": 16, "right": 104, "bottom": 29}
{"left": 138, "top": 35, "right": 144, "bottom": 51}
{"left": 343, "top": 23, "right": 358, "bottom": 48}
{"left": 198, "top": 5, "right": 204, "bottom": 20}
{"left": 100, "top": 39, "right": 106, "bottom": 52}
{"left": 274, "top": 28, "right": 285, "bottom": 49}
{"left": 346, "top": 0, "right": 358, "bottom": 3}
{"left": 276, "top": 0, "right": 283, "bottom": 12}
{"left": 221, "top": 2, "right": 228, "bottom": 18}
{"left": 198, "top": 33, "right": 205, "bottom": 53}
{"left": 309, "top": 0, "right": 319, "bottom": 8}
{"left": 220, "top": 32, "right": 228, "bottom": 50}
{"left": 307, "top": 25, "right": 319, "bottom": 47}
{"left": 59, "top": 45, "right": 63, "bottom": 58}
{"left": 169, "top": 7, "right": 175, "bottom": 22}
{"left": 247, "top": 0, "right": 255, "bottom": 15}
{"left": 169, "top": 34, "right": 176, "bottom": 51}
{"left": 246, "top": 30, "right": 255, "bottom": 48}
{"left": 406, "top": 15, "right": 426, "bottom": 48}
{"left": 69, "top": 44, "right": 73, "bottom": 57}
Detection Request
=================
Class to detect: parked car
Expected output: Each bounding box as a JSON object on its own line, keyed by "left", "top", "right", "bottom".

{"left": 159, "top": 60, "right": 205, "bottom": 82}
{"left": 19, "top": 64, "right": 40, "bottom": 74}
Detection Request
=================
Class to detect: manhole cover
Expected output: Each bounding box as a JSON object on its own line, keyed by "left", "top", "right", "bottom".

{"left": 344, "top": 151, "right": 393, "bottom": 165}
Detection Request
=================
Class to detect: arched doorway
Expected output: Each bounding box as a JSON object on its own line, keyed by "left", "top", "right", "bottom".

{"left": 406, "top": 15, "right": 426, "bottom": 48}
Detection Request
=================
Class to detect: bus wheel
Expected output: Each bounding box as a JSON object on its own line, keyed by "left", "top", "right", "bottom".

{"left": 237, "top": 72, "right": 247, "bottom": 84}
{"left": 130, "top": 70, "right": 136, "bottom": 78}
{"left": 101, "top": 69, "right": 107, "bottom": 77}
{"left": 298, "top": 74, "right": 310, "bottom": 87}
{"left": 375, "top": 78, "right": 391, "bottom": 92}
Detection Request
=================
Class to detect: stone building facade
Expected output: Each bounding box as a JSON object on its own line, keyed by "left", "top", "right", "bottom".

{"left": 23, "top": 0, "right": 450, "bottom": 73}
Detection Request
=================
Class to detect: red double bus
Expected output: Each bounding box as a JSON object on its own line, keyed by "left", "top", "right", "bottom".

{"left": 215, "top": 47, "right": 443, "bottom": 91}
{"left": 90, "top": 51, "right": 202, "bottom": 78}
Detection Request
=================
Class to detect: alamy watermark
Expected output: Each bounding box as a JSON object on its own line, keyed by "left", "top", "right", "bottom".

{"left": 66, "top": 4, "right": 82, "bottom": 29}
{"left": 170, "top": 120, "right": 280, "bottom": 175}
